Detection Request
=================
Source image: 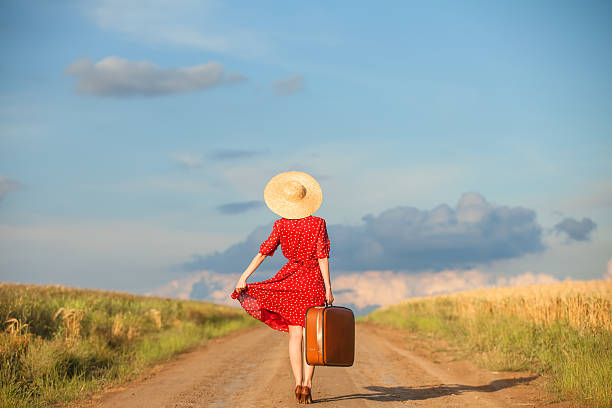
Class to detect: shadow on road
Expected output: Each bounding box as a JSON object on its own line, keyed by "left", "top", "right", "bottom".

{"left": 315, "top": 375, "right": 539, "bottom": 404}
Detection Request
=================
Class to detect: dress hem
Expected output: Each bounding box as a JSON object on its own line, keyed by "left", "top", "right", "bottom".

{"left": 232, "top": 289, "right": 307, "bottom": 333}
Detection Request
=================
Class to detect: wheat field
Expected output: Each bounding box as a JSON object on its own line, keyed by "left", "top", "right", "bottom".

{"left": 386, "top": 280, "right": 612, "bottom": 332}
{"left": 0, "top": 282, "right": 257, "bottom": 408}
{"left": 360, "top": 280, "right": 612, "bottom": 408}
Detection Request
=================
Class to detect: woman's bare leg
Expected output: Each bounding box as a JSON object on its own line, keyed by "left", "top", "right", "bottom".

{"left": 303, "top": 361, "right": 315, "bottom": 387}
{"left": 301, "top": 326, "right": 315, "bottom": 387}
{"left": 288, "top": 325, "right": 303, "bottom": 387}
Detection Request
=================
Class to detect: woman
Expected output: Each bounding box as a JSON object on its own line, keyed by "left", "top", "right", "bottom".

{"left": 231, "top": 171, "right": 334, "bottom": 404}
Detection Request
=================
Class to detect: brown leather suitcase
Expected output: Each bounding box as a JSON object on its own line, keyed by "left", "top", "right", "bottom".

{"left": 305, "top": 302, "right": 355, "bottom": 366}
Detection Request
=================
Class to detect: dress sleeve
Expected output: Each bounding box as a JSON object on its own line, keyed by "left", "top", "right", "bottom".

{"left": 315, "top": 218, "right": 331, "bottom": 259}
{"left": 259, "top": 220, "right": 281, "bottom": 256}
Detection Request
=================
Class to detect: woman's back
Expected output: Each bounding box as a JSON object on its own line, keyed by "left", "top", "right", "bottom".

{"left": 260, "top": 215, "right": 330, "bottom": 262}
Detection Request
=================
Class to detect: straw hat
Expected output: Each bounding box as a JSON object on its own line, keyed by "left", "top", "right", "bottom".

{"left": 263, "top": 171, "right": 322, "bottom": 219}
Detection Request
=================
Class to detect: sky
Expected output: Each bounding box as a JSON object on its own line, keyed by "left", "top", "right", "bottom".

{"left": 1, "top": 0, "right": 611, "bottom": 315}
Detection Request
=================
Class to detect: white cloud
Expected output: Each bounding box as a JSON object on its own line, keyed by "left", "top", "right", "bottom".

{"left": 605, "top": 258, "right": 612, "bottom": 280}
{"left": 273, "top": 75, "right": 304, "bottom": 95}
{"left": 455, "top": 192, "right": 490, "bottom": 223}
{"left": 495, "top": 271, "right": 559, "bottom": 286}
{"left": 0, "top": 175, "right": 21, "bottom": 200}
{"left": 66, "top": 56, "right": 245, "bottom": 97}
{"left": 332, "top": 269, "right": 560, "bottom": 309}
{"left": 84, "top": 0, "right": 268, "bottom": 57}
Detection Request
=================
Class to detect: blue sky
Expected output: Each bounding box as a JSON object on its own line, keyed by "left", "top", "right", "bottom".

{"left": 1, "top": 1, "right": 611, "bottom": 312}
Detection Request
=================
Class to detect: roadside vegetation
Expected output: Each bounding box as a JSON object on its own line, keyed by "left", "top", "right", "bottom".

{"left": 358, "top": 280, "right": 612, "bottom": 408}
{"left": 0, "top": 282, "right": 256, "bottom": 408}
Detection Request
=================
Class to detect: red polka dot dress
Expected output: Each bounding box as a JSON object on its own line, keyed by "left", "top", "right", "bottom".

{"left": 230, "top": 215, "right": 330, "bottom": 333}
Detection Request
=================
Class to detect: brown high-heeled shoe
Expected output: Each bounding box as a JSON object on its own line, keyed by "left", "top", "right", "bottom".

{"left": 295, "top": 385, "right": 303, "bottom": 403}
{"left": 300, "top": 385, "right": 312, "bottom": 404}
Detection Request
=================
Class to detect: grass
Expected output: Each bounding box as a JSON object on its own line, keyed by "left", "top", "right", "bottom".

{"left": 357, "top": 280, "right": 612, "bottom": 408}
{"left": 0, "top": 282, "right": 257, "bottom": 408}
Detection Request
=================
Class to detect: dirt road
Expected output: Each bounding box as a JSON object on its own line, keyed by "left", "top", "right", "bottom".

{"left": 80, "top": 322, "right": 579, "bottom": 408}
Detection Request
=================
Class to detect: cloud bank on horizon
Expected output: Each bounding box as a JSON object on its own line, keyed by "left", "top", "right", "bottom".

{"left": 183, "top": 192, "right": 549, "bottom": 274}
{"left": 147, "top": 267, "right": 565, "bottom": 315}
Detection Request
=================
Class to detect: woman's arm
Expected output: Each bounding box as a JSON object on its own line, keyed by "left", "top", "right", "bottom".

{"left": 318, "top": 257, "right": 334, "bottom": 304}
{"left": 235, "top": 252, "right": 267, "bottom": 292}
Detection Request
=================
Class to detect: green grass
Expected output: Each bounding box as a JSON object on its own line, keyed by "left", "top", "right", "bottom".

{"left": 358, "top": 297, "right": 612, "bottom": 408}
{"left": 0, "top": 282, "right": 257, "bottom": 408}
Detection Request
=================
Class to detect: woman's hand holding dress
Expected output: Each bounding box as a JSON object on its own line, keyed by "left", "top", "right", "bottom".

{"left": 235, "top": 277, "right": 247, "bottom": 292}
{"left": 234, "top": 253, "right": 268, "bottom": 294}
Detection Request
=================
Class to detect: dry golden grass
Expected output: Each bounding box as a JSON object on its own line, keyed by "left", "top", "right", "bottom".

{"left": 362, "top": 280, "right": 612, "bottom": 408}
{"left": 53, "top": 307, "right": 84, "bottom": 346}
{"left": 383, "top": 279, "right": 612, "bottom": 332}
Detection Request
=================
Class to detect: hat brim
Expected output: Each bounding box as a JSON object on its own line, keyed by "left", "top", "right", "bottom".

{"left": 263, "top": 171, "right": 322, "bottom": 219}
